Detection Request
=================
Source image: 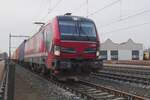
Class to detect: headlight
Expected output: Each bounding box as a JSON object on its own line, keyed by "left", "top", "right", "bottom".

{"left": 54, "top": 46, "right": 60, "bottom": 56}
{"left": 96, "top": 51, "right": 100, "bottom": 57}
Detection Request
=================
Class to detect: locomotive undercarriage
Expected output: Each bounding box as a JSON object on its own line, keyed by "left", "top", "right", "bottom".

{"left": 51, "top": 59, "right": 103, "bottom": 81}
{"left": 19, "top": 58, "right": 103, "bottom": 81}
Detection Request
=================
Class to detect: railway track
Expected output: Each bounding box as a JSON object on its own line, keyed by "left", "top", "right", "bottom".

{"left": 100, "top": 70, "right": 150, "bottom": 79}
{"left": 54, "top": 80, "right": 125, "bottom": 100}
{"left": 58, "top": 80, "right": 149, "bottom": 100}
{"left": 91, "top": 71, "right": 150, "bottom": 86}
{"left": 17, "top": 63, "right": 149, "bottom": 100}
{"left": 104, "top": 61, "right": 150, "bottom": 66}
{"left": 103, "top": 66, "right": 150, "bottom": 75}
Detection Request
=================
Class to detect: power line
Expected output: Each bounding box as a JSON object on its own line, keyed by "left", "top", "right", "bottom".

{"left": 101, "top": 9, "right": 150, "bottom": 27}
{"left": 39, "top": 0, "right": 52, "bottom": 20}
{"left": 47, "top": 0, "right": 52, "bottom": 14}
{"left": 103, "top": 21, "right": 150, "bottom": 34}
{"left": 88, "top": 0, "right": 120, "bottom": 17}
{"left": 34, "top": 0, "right": 46, "bottom": 20}
{"left": 119, "top": 0, "right": 122, "bottom": 19}
{"left": 71, "top": 1, "right": 87, "bottom": 14}
{"left": 48, "top": 0, "right": 63, "bottom": 14}
{"left": 86, "top": 0, "right": 88, "bottom": 17}
{"left": 42, "top": 0, "right": 63, "bottom": 20}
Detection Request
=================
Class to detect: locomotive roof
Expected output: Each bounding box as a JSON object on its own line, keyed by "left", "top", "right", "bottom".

{"left": 25, "top": 15, "right": 95, "bottom": 42}
{"left": 57, "top": 15, "right": 94, "bottom": 23}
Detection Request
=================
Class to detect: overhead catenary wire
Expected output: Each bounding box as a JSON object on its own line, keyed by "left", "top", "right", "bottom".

{"left": 101, "top": 9, "right": 150, "bottom": 27}
{"left": 48, "top": 0, "right": 63, "bottom": 14}
{"left": 119, "top": 0, "right": 122, "bottom": 19}
{"left": 42, "top": 0, "right": 63, "bottom": 20}
{"left": 34, "top": 0, "right": 47, "bottom": 20}
{"left": 47, "top": 0, "right": 52, "bottom": 14}
{"left": 86, "top": 0, "right": 88, "bottom": 17}
{"left": 103, "top": 21, "right": 150, "bottom": 34}
{"left": 87, "top": 0, "right": 121, "bottom": 17}
{"left": 71, "top": 1, "right": 87, "bottom": 14}
{"left": 39, "top": 0, "right": 52, "bottom": 20}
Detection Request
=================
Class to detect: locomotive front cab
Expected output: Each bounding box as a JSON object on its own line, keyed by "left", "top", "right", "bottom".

{"left": 57, "top": 16, "right": 100, "bottom": 58}
{"left": 49, "top": 15, "right": 103, "bottom": 79}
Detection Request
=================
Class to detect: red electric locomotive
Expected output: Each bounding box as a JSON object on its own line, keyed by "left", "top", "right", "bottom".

{"left": 15, "top": 14, "right": 103, "bottom": 81}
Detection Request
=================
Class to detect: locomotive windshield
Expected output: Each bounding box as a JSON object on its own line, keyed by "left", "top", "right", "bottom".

{"left": 59, "top": 18, "right": 97, "bottom": 41}
{"left": 59, "top": 21, "right": 78, "bottom": 36}
{"left": 78, "top": 22, "right": 96, "bottom": 37}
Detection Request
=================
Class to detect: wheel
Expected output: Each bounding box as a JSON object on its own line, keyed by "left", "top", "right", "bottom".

{"left": 92, "top": 68, "right": 99, "bottom": 73}
{"left": 82, "top": 66, "right": 91, "bottom": 74}
{"left": 41, "top": 65, "right": 47, "bottom": 76}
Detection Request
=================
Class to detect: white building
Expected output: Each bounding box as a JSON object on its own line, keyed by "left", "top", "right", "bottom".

{"left": 100, "top": 39, "right": 143, "bottom": 60}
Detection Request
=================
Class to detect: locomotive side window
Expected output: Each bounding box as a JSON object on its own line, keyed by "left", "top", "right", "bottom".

{"left": 45, "top": 24, "right": 53, "bottom": 52}
{"left": 43, "top": 29, "right": 47, "bottom": 43}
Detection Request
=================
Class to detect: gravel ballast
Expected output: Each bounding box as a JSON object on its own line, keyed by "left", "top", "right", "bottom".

{"left": 81, "top": 75, "right": 150, "bottom": 99}
{"left": 14, "top": 64, "right": 82, "bottom": 100}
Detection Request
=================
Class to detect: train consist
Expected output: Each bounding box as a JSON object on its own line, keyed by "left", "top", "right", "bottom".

{"left": 12, "top": 15, "right": 103, "bottom": 81}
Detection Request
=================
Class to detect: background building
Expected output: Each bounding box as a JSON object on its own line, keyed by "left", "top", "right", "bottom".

{"left": 100, "top": 39, "right": 143, "bottom": 60}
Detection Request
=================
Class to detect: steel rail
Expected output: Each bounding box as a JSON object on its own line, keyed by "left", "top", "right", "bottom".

{"left": 91, "top": 72, "right": 150, "bottom": 86}
{"left": 79, "top": 80, "right": 149, "bottom": 100}
{"left": 104, "top": 66, "right": 150, "bottom": 71}
{"left": 52, "top": 80, "right": 126, "bottom": 100}
{"left": 103, "top": 66, "right": 150, "bottom": 75}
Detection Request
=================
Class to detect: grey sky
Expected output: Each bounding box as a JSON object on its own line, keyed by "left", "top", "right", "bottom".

{"left": 0, "top": 0, "right": 150, "bottom": 53}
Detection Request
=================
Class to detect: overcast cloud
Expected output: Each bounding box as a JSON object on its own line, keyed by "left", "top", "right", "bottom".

{"left": 0, "top": 0, "right": 150, "bottom": 53}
